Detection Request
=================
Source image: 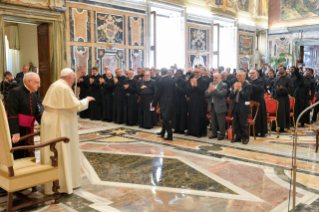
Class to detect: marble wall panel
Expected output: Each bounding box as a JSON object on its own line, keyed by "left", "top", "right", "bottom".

{"left": 129, "top": 49, "right": 144, "bottom": 75}
{"left": 96, "top": 47, "right": 126, "bottom": 75}
{"left": 70, "top": 8, "right": 91, "bottom": 42}
{"left": 95, "top": 12, "right": 125, "bottom": 44}
{"left": 239, "top": 56, "right": 252, "bottom": 69}
{"left": 274, "top": 37, "right": 290, "bottom": 56}
{"left": 128, "top": 17, "right": 144, "bottom": 46}
{"left": 239, "top": 34, "right": 254, "bottom": 55}
{"left": 189, "top": 54, "right": 208, "bottom": 69}
{"left": 70, "top": 46, "right": 92, "bottom": 76}
{"left": 189, "top": 27, "right": 208, "bottom": 51}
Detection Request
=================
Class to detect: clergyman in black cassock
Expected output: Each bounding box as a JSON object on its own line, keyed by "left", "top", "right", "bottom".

{"left": 101, "top": 71, "right": 114, "bottom": 122}
{"left": 272, "top": 67, "right": 294, "bottom": 131}
{"left": 229, "top": 71, "right": 252, "bottom": 144}
{"left": 77, "top": 69, "right": 90, "bottom": 118}
{"left": 139, "top": 72, "right": 157, "bottom": 129}
{"left": 172, "top": 70, "right": 188, "bottom": 134}
{"left": 153, "top": 68, "right": 176, "bottom": 140}
{"left": 186, "top": 69, "right": 208, "bottom": 137}
{"left": 113, "top": 69, "right": 126, "bottom": 124}
{"left": 123, "top": 71, "right": 138, "bottom": 126}
{"left": 89, "top": 68, "right": 102, "bottom": 120}
{"left": 7, "top": 74, "right": 42, "bottom": 159}
{"left": 250, "top": 70, "right": 268, "bottom": 137}
{"left": 293, "top": 67, "right": 315, "bottom": 126}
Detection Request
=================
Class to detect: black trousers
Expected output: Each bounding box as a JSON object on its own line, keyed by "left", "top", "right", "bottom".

{"left": 160, "top": 118, "right": 172, "bottom": 138}
{"left": 233, "top": 103, "right": 249, "bottom": 140}
{"left": 210, "top": 103, "right": 226, "bottom": 136}
{"left": 313, "top": 99, "right": 319, "bottom": 122}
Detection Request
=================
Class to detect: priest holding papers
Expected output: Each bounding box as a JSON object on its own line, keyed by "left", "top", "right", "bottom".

{"left": 40, "top": 68, "right": 95, "bottom": 195}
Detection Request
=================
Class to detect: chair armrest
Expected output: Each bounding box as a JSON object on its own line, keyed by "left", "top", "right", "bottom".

{"left": 11, "top": 137, "right": 70, "bottom": 167}
{"left": 10, "top": 137, "right": 70, "bottom": 153}
{"left": 18, "top": 131, "right": 41, "bottom": 142}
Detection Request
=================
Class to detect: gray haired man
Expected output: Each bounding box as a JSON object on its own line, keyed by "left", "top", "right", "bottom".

{"left": 205, "top": 73, "right": 228, "bottom": 140}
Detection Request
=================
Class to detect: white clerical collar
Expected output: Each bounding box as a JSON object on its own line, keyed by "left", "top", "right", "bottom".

{"left": 144, "top": 79, "right": 150, "bottom": 82}
{"left": 94, "top": 73, "right": 98, "bottom": 76}
{"left": 162, "top": 75, "right": 168, "bottom": 78}
{"left": 24, "top": 85, "right": 32, "bottom": 93}
{"left": 129, "top": 77, "right": 134, "bottom": 80}
{"left": 85, "top": 74, "right": 88, "bottom": 77}
{"left": 108, "top": 77, "right": 112, "bottom": 80}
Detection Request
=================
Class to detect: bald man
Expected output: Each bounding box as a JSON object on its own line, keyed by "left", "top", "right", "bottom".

{"left": 16, "top": 65, "right": 29, "bottom": 80}
{"left": 7, "top": 72, "right": 42, "bottom": 159}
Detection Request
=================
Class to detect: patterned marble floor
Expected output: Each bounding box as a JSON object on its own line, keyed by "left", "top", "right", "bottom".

{"left": 2, "top": 119, "right": 319, "bottom": 212}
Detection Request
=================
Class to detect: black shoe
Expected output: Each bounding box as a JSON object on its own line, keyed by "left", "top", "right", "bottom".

{"left": 164, "top": 137, "right": 173, "bottom": 141}
{"left": 209, "top": 135, "right": 218, "bottom": 139}
{"left": 242, "top": 139, "right": 249, "bottom": 144}
{"left": 218, "top": 136, "right": 224, "bottom": 141}
{"left": 231, "top": 137, "right": 241, "bottom": 143}
{"left": 156, "top": 132, "right": 164, "bottom": 137}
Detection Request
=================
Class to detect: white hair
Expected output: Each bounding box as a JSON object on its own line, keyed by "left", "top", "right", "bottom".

{"left": 23, "top": 72, "right": 39, "bottom": 83}
{"left": 221, "top": 71, "right": 228, "bottom": 76}
{"left": 237, "top": 70, "right": 246, "bottom": 76}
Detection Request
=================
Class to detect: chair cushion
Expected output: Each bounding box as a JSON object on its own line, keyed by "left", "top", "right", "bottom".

{"left": 225, "top": 116, "right": 232, "bottom": 121}
{"left": 206, "top": 115, "right": 211, "bottom": 119}
{"left": 0, "top": 157, "right": 53, "bottom": 177}
{"left": 267, "top": 116, "right": 276, "bottom": 120}
{"left": 290, "top": 112, "right": 293, "bottom": 116}
{"left": 247, "top": 119, "right": 253, "bottom": 123}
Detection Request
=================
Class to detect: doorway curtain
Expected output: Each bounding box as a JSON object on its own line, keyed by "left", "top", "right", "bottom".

{"left": 0, "top": 16, "right": 6, "bottom": 81}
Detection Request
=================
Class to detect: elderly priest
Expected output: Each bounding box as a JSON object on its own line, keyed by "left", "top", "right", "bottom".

{"left": 40, "top": 68, "right": 95, "bottom": 195}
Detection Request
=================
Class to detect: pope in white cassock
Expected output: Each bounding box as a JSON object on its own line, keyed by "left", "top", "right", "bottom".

{"left": 40, "top": 68, "right": 95, "bottom": 194}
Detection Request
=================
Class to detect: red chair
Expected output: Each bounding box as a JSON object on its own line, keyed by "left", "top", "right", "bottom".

{"left": 289, "top": 96, "right": 295, "bottom": 127}
{"left": 247, "top": 101, "right": 260, "bottom": 141}
{"left": 264, "top": 93, "right": 272, "bottom": 101}
{"left": 265, "top": 99, "right": 279, "bottom": 135}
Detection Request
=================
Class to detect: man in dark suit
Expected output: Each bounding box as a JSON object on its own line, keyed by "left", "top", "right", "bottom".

{"left": 77, "top": 69, "right": 90, "bottom": 118}
{"left": 205, "top": 73, "right": 228, "bottom": 140}
{"left": 16, "top": 65, "right": 29, "bottom": 80}
{"left": 152, "top": 68, "right": 175, "bottom": 140}
{"left": 221, "top": 71, "right": 231, "bottom": 97}
{"left": 229, "top": 70, "right": 252, "bottom": 144}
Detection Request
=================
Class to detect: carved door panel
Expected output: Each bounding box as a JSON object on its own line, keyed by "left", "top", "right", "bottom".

{"left": 37, "top": 23, "right": 51, "bottom": 99}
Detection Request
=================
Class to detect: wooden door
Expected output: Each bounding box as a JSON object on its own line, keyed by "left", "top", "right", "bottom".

{"left": 37, "top": 23, "right": 51, "bottom": 99}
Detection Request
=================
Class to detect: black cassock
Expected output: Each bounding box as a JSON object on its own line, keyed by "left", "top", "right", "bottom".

{"left": 272, "top": 75, "right": 294, "bottom": 130}
{"left": 138, "top": 79, "right": 157, "bottom": 129}
{"left": 187, "top": 77, "right": 207, "bottom": 137}
{"left": 293, "top": 69, "right": 315, "bottom": 125}
{"left": 7, "top": 86, "right": 42, "bottom": 159}
{"left": 172, "top": 78, "right": 188, "bottom": 133}
{"left": 123, "top": 78, "right": 138, "bottom": 126}
{"left": 265, "top": 77, "right": 275, "bottom": 93}
{"left": 113, "top": 76, "right": 126, "bottom": 124}
{"left": 77, "top": 75, "right": 90, "bottom": 118}
{"left": 101, "top": 76, "right": 115, "bottom": 122}
{"left": 250, "top": 78, "right": 268, "bottom": 136}
{"left": 89, "top": 74, "right": 102, "bottom": 120}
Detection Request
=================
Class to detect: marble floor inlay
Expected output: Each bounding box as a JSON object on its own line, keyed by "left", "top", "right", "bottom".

{"left": 83, "top": 152, "right": 237, "bottom": 194}
{"left": 3, "top": 121, "right": 319, "bottom": 211}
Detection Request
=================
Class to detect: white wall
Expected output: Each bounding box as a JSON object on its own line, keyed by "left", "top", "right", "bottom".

{"left": 18, "top": 23, "right": 39, "bottom": 71}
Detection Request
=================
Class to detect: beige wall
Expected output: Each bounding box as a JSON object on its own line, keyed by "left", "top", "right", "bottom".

{"left": 18, "top": 23, "right": 39, "bottom": 70}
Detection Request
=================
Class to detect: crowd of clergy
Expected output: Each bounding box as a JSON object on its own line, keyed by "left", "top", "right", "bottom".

{"left": 76, "top": 64, "right": 319, "bottom": 143}
{"left": 0, "top": 64, "right": 318, "bottom": 197}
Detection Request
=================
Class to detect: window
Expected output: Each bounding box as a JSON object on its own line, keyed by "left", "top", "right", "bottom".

{"left": 5, "top": 35, "right": 20, "bottom": 76}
